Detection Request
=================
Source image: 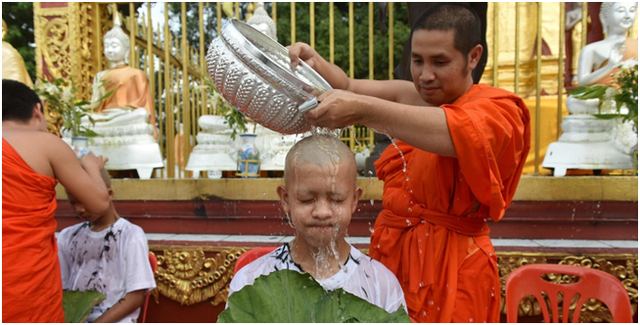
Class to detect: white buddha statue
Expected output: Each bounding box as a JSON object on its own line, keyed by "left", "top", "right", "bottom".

{"left": 543, "top": 2, "right": 637, "bottom": 176}
{"left": 566, "top": 2, "right": 638, "bottom": 114}
{"left": 87, "top": 13, "right": 157, "bottom": 138}
{"left": 70, "top": 13, "right": 163, "bottom": 179}
{"left": 246, "top": 2, "right": 278, "bottom": 41}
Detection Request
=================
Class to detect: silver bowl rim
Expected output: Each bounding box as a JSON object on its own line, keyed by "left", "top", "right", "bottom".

{"left": 221, "top": 19, "right": 332, "bottom": 97}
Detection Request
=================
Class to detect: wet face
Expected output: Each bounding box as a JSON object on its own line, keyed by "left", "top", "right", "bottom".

{"left": 410, "top": 30, "right": 477, "bottom": 106}
{"left": 609, "top": 2, "right": 637, "bottom": 31}
{"left": 103, "top": 37, "right": 127, "bottom": 63}
{"left": 278, "top": 161, "right": 362, "bottom": 248}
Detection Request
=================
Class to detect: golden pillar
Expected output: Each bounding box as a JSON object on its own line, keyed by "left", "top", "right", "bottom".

{"left": 34, "top": 2, "right": 111, "bottom": 101}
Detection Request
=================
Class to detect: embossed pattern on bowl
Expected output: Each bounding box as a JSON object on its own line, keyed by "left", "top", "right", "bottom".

{"left": 206, "top": 19, "right": 331, "bottom": 134}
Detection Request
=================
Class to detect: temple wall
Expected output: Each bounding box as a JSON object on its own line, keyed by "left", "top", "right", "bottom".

{"left": 54, "top": 176, "right": 638, "bottom": 322}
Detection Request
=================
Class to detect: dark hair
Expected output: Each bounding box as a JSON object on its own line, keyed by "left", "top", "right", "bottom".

{"left": 412, "top": 3, "right": 482, "bottom": 57}
{"left": 2, "top": 79, "right": 43, "bottom": 123}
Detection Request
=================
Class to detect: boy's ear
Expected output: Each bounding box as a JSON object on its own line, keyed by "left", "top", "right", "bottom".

{"left": 352, "top": 186, "right": 363, "bottom": 212}
{"left": 276, "top": 185, "right": 290, "bottom": 213}
{"left": 32, "top": 103, "right": 44, "bottom": 119}
{"left": 107, "top": 188, "right": 114, "bottom": 199}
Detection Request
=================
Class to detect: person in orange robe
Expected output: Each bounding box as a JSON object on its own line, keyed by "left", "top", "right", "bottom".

{"left": 288, "top": 3, "right": 530, "bottom": 322}
{"left": 2, "top": 79, "right": 111, "bottom": 322}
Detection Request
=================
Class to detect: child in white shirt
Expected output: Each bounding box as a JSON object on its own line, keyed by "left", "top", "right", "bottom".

{"left": 58, "top": 169, "right": 155, "bottom": 323}
{"left": 228, "top": 135, "right": 406, "bottom": 313}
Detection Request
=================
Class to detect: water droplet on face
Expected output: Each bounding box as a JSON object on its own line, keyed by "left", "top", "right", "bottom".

{"left": 408, "top": 189, "right": 413, "bottom": 194}
{"left": 437, "top": 307, "right": 440, "bottom": 311}
{"left": 405, "top": 177, "right": 409, "bottom": 182}
{"left": 470, "top": 318, "right": 473, "bottom": 322}
{"left": 406, "top": 219, "right": 411, "bottom": 226}
{"left": 408, "top": 207, "right": 413, "bottom": 212}
{"left": 428, "top": 300, "right": 433, "bottom": 305}
{"left": 426, "top": 232, "right": 430, "bottom": 236}
{"left": 422, "top": 311, "right": 427, "bottom": 317}
{"left": 376, "top": 244, "right": 381, "bottom": 249}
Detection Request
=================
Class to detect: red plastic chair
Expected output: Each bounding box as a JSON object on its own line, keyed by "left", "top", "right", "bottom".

{"left": 505, "top": 263, "right": 632, "bottom": 323}
{"left": 140, "top": 252, "right": 158, "bottom": 323}
{"left": 234, "top": 247, "right": 278, "bottom": 274}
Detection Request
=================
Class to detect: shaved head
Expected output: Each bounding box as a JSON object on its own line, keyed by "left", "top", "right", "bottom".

{"left": 284, "top": 135, "right": 357, "bottom": 186}
{"left": 99, "top": 168, "right": 111, "bottom": 189}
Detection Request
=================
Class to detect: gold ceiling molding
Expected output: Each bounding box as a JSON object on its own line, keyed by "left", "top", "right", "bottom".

{"left": 148, "top": 245, "right": 637, "bottom": 322}
{"left": 153, "top": 247, "right": 247, "bottom": 307}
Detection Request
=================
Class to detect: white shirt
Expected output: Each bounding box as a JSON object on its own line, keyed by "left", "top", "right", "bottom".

{"left": 57, "top": 218, "right": 156, "bottom": 323}
{"left": 229, "top": 243, "right": 406, "bottom": 314}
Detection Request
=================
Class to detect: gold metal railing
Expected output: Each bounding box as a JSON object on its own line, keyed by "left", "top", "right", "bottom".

{"left": 36, "top": 2, "right": 638, "bottom": 178}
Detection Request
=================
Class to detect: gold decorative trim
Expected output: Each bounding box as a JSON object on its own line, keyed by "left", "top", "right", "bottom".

{"left": 149, "top": 246, "right": 637, "bottom": 322}
{"left": 153, "top": 246, "right": 247, "bottom": 306}
{"left": 55, "top": 176, "right": 639, "bottom": 202}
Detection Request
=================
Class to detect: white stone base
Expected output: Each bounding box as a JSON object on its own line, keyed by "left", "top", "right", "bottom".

{"left": 542, "top": 141, "right": 633, "bottom": 177}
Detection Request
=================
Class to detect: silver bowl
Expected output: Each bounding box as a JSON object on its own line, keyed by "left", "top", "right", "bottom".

{"left": 206, "top": 19, "right": 332, "bottom": 134}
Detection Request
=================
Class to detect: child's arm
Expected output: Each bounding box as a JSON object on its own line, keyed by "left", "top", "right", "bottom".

{"left": 91, "top": 289, "right": 146, "bottom": 323}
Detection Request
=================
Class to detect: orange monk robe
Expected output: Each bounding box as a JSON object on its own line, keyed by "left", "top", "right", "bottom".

{"left": 97, "top": 65, "right": 157, "bottom": 137}
{"left": 2, "top": 139, "right": 66, "bottom": 323}
{"left": 370, "top": 84, "right": 531, "bottom": 323}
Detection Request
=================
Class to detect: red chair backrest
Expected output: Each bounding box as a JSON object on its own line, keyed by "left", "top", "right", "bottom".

{"left": 505, "top": 263, "right": 632, "bottom": 323}
{"left": 141, "top": 252, "right": 158, "bottom": 323}
{"left": 234, "top": 247, "right": 278, "bottom": 274}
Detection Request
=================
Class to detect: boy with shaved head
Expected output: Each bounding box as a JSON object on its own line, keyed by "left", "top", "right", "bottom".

{"left": 57, "top": 169, "right": 156, "bottom": 323}
{"left": 289, "top": 3, "right": 531, "bottom": 322}
{"left": 228, "top": 135, "right": 406, "bottom": 314}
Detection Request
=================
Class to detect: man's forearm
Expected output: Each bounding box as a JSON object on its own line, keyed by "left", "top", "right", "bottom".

{"left": 360, "top": 97, "right": 457, "bottom": 157}
{"left": 92, "top": 290, "right": 146, "bottom": 323}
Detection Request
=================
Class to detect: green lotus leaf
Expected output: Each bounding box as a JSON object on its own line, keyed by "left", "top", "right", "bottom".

{"left": 218, "top": 269, "right": 411, "bottom": 323}
{"left": 62, "top": 290, "right": 106, "bottom": 323}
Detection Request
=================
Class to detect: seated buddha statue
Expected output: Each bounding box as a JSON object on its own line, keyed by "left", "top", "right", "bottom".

{"left": 71, "top": 13, "right": 163, "bottom": 179}
{"left": 544, "top": 2, "right": 637, "bottom": 176}
{"left": 87, "top": 13, "right": 157, "bottom": 138}
{"left": 566, "top": 2, "right": 637, "bottom": 114}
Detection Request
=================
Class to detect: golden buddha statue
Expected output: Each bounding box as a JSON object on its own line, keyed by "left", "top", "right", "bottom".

{"left": 2, "top": 19, "right": 33, "bottom": 87}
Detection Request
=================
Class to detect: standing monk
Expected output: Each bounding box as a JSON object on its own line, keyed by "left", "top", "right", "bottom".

{"left": 2, "top": 79, "right": 111, "bottom": 322}
{"left": 288, "top": 4, "right": 530, "bottom": 322}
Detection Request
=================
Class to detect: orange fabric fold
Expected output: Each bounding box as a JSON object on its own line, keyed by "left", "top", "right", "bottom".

{"left": 98, "top": 65, "right": 156, "bottom": 133}
{"left": 2, "top": 139, "right": 65, "bottom": 323}
{"left": 370, "top": 84, "right": 530, "bottom": 322}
